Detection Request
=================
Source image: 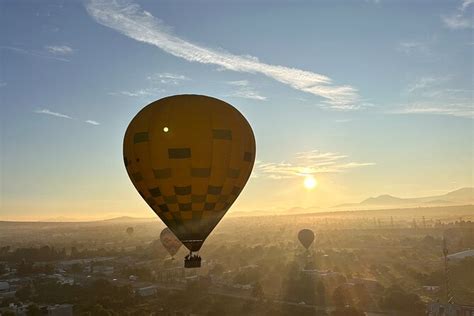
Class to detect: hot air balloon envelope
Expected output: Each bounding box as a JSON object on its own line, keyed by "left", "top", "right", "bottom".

{"left": 298, "top": 229, "right": 314, "bottom": 250}
{"left": 123, "top": 95, "right": 256, "bottom": 266}
{"left": 160, "top": 227, "right": 182, "bottom": 257}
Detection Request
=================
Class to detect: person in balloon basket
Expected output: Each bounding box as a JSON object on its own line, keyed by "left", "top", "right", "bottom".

{"left": 185, "top": 252, "right": 202, "bottom": 268}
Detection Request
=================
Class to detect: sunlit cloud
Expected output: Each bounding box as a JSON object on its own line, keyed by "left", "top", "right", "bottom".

{"left": 397, "top": 75, "right": 473, "bottom": 118}
{"left": 393, "top": 102, "right": 473, "bottom": 119}
{"left": 226, "top": 80, "right": 267, "bottom": 101}
{"left": 85, "top": 120, "right": 100, "bottom": 125}
{"left": 147, "top": 72, "right": 190, "bottom": 85}
{"left": 442, "top": 0, "right": 473, "bottom": 29}
{"left": 34, "top": 109, "right": 72, "bottom": 119}
{"left": 45, "top": 45, "right": 74, "bottom": 55}
{"left": 253, "top": 150, "right": 375, "bottom": 179}
{"left": 86, "top": 0, "right": 361, "bottom": 110}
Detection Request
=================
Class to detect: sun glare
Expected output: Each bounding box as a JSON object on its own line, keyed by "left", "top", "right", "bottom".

{"left": 304, "top": 176, "right": 317, "bottom": 190}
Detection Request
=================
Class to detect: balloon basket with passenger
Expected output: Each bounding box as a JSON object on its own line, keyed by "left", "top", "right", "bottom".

{"left": 184, "top": 251, "right": 202, "bottom": 268}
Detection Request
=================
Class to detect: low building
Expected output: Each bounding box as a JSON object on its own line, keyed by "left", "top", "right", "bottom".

{"left": 427, "top": 302, "right": 474, "bottom": 316}
{"left": 447, "top": 249, "right": 474, "bottom": 260}
{"left": 136, "top": 286, "right": 157, "bottom": 297}
{"left": 0, "top": 281, "right": 10, "bottom": 292}
{"left": 423, "top": 285, "right": 440, "bottom": 292}
{"left": 47, "top": 304, "right": 73, "bottom": 316}
{"left": 93, "top": 266, "right": 114, "bottom": 275}
{"left": 348, "top": 278, "right": 384, "bottom": 293}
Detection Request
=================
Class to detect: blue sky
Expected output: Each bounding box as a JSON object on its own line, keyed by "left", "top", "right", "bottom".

{"left": 0, "top": 0, "right": 472, "bottom": 220}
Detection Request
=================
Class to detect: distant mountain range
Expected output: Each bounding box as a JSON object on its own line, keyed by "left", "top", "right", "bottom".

{"left": 334, "top": 187, "right": 473, "bottom": 209}
{"left": 101, "top": 216, "right": 154, "bottom": 222}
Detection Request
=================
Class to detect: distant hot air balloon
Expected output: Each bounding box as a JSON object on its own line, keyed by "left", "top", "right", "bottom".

{"left": 298, "top": 229, "right": 314, "bottom": 250}
{"left": 123, "top": 95, "right": 256, "bottom": 268}
{"left": 126, "top": 227, "right": 134, "bottom": 236}
{"left": 160, "top": 227, "right": 182, "bottom": 258}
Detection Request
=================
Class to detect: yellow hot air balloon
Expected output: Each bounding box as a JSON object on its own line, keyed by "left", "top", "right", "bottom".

{"left": 123, "top": 95, "right": 255, "bottom": 268}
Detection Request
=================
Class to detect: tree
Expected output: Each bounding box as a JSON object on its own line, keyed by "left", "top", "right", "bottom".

{"left": 379, "top": 286, "right": 424, "bottom": 315}
{"left": 89, "top": 304, "right": 114, "bottom": 316}
{"left": 316, "top": 281, "right": 326, "bottom": 306}
{"left": 252, "top": 281, "right": 265, "bottom": 300}
{"left": 71, "top": 263, "right": 83, "bottom": 274}
{"left": 332, "top": 286, "right": 346, "bottom": 307}
{"left": 0, "top": 263, "right": 6, "bottom": 274}
{"left": 331, "top": 306, "right": 364, "bottom": 316}
{"left": 15, "top": 285, "right": 32, "bottom": 301}
{"left": 26, "top": 304, "right": 42, "bottom": 316}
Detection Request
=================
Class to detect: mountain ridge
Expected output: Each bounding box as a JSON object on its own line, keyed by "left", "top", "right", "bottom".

{"left": 334, "top": 187, "right": 473, "bottom": 209}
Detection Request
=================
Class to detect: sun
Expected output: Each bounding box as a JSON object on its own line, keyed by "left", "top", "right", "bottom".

{"left": 303, "top": 175, "right": 318, "bottom": 190}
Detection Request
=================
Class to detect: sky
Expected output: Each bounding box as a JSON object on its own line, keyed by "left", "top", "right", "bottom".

{"left": 0, "top": 0, "right": 473, "bottom": 221}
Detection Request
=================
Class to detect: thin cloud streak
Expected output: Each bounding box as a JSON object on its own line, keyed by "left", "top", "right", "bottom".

{"left": 226, "top": 80, "right": 267, "bottom": 101}
{"left": 1, "top": 46, "right": 70, "bottom": 62}
{"left": 393, "top": 103, "right": 473, "bottom": 119}
{"left": 35, "top": 109, "right": 73, "bottom": 119}
{"left": 34, "top": 109, "right": 103, "bottom": 125}
{"left": 45, "top": 45, "right": 74, "bottom": 55}
{"left": 85, "top": 120, "right": 100, "bottom": 125}
{"left": 86, "top": 0, "right": 360, "bottom": 110}
{"left": 147, "top": 72, "right": 190, "bottom": 84}
{"left": 397, "top": 75, "right": 473, "bottom": 118}
{"left": 228, "top": 89, "right": 267, "bottom": 101}
{"left": 398, "top": 41, "right": 431, "bottom": 55}
{"left": 406, "top": 77, "right": 439, "bottom": 94}
{"left": 254, "top": 150, "right": 375, "bottom": 179}
{"left": 109, "top": 88, "right": 164, "bottom": 97}
{"left": 442, "top": 0, "right": 473, "bottom": 29}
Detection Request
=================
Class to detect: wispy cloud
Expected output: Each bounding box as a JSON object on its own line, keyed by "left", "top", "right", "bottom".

{"left": 45, "top": 45, "right": 74, "bottom": 55}
{"left": 35, "top": 109, "right": 72, "bottom": 119}
{"left": 254, "top": 150, "right": 375, "bottom": 179}
{"left": 397, "top": 41, "right": 431, "bottom": 55}
{"left": 442, "top": 14, "right": 472, "bottom": 29}
{"left": 406, "top": 76, "right": 450, "bottom": 94}
{"left": 397, "top": 75, "right": 473, "bottom": 118}
{"left": 334, "top": 119, "right": 352, "bottom": 123}
{"left": 85, "top": 120, "right": 100, "bottom": 125}
{"left": 147, "top": 72, "right": 190, "bottom": 84}
{"left": 227, "top": 80, "right": 250, "bottom": 87}
{"left": 1, "top": 46, "right": 70, "bottom": 62}
{"left": 86, "top": 0, "right": 360, "bottom": 110}
{"left": 109, "top": 88, "right": 164, "bottom": 97}
{"left": 0, "top": 82, "right": 6, "bottom": 88}
{"left": 34, "top": 109, "right": 103, "bottom": 125}
{"left": 442, "top": 0, "right": 473, "bottom": 29}
{"left": 393, "top": 102, "right": 473, "bottom": 119}
{"left": 461, "top": 0, "right": 474, "bottom": 10}
{"left": 226, "top": 80, "right": 267, "bottom": 101}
